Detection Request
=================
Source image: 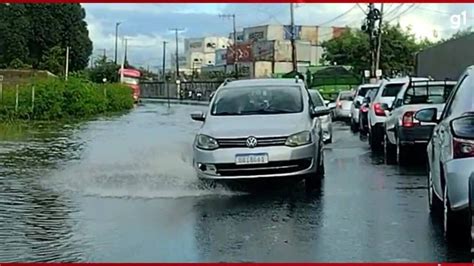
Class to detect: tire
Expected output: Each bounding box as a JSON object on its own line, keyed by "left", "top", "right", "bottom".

{"left": 325, "top": 136, "right": 332, "bottom": 144}
{"left": 443, "top": 186, "right": 469, "bottom": 244}
{"left": 306, "top": 146, "right": 324, "bottom": 188}
{"left": 428, "top": 166, "right": 442, "bottom": 214}
{"left": 384, "top": 134, "right": 397, "bottom": 165}
{"left": 350, "top": 119, "right": 359, "bottom": 133}
{"left": 396, "top": 139, "right": 410, "bottom": 165}
{"left": 370, "top": 127, "right": 382, "bottom": 151}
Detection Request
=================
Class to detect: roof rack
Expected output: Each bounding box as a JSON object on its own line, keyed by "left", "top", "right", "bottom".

{"left": 222, "top": 78, "right": 234, "bottom": 86}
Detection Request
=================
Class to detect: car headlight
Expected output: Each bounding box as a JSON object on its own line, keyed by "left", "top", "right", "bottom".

{"left": 195, "top": 134, "right": 219, "bottom": 150}
{"left": 285, "top": 131, "right": 312, "bottom": 147}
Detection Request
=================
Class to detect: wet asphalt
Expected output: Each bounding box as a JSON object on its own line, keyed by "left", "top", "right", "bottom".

{"left": 0, "top": 101, "right": 471, "bottom": 262}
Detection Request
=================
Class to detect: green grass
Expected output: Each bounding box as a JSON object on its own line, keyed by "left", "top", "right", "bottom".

{"left": 0, "top": 78, "right": 134, "bottom": 121}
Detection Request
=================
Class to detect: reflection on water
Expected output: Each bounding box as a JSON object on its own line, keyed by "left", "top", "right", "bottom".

{"left": 0, "top": 122, "right": 88, "bottom": 262}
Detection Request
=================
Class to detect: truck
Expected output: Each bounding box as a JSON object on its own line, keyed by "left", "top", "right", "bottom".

{"left": 119, "top": 68, "right": 141, "bottom": 103}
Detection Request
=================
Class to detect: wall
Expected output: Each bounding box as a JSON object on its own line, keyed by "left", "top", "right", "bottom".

{"left": 244, "top": 25, "right": 268, "bottom": 41}
{"left": 416, "top": 33, "right": 474, "bottom": 81}
{"left": 254, "top": 61, "right": 273, "bottom": 78}
{"left": 185, "top": 38, "right": 205, "bottom": 54}
{"left": 215, "top": 49, "right": 227, "bottom": 66}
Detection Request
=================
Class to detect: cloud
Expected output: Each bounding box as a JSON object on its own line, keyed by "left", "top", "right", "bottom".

{"left": 83, "top": 3, "right": 474, "bottom": 68}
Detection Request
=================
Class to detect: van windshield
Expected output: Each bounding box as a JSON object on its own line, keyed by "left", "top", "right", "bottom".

{"left": 211, "top": 86, "right": 303, "bottom": 116}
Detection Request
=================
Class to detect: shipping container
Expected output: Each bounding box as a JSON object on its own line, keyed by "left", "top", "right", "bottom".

{"left": 215, "top": 49, "right": 227, "bottom": 66}
{"left": 253, "top": 40, "right": 274, "bottom": 61}
{"left": 226, "top": 42, "right": 253, "bottom": 64}
{"left": 254, "top": 61, "right": 273, "bottom": 78}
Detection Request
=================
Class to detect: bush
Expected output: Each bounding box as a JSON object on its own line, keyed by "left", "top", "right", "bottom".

{"left": 0, "top": 77, "right": 134, "bottom": 121}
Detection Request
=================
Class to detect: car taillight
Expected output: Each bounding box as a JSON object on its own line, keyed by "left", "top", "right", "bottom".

{"left": 453, "top": 138, "right": 474, "bottom": 159}
{"left": 402, "top": 111, "right": 419, "bottom": 128}
{"left": 373, "top": 103, "right": 385, "bottom": 116}
{"left": 337, "top": 101, "right": 342, "bottom": 108}
{"left": 451, "top": 116, "right": 474, "bottom": 159}
{"left": 360, "top": 106, "right": 368, "bottom": 113}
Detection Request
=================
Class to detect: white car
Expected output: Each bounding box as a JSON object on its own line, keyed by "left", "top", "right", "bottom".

{"left": 384, "top": 80, "right": 456, "bottom": 165}
{"left": 350, "top": 83, "right": 380, "bottom": 132}
{"left": 367, "top": 77, "right": 429, "bottom": 151}
{"left": 334, "top": 90, "right": 354, "bottom": 120}
{"left": 415, "top": 66, "right": 474, "bottom": 242}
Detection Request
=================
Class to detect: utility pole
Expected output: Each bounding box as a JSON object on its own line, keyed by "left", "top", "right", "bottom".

{"left": 169, "top": 28, "right": 184, "bottom": 81}
{"left": 124, "top": 38, "right": 129, "bottom": 66}
{"left": 114, "top": 22, "right": 121, "bottom": 64}
{"left": 219, "top": 14, "right": 238, "bottom": 78}
{"left": 102, "top": 48, "right": 107, "bottom": 59}
{"left": 120, "top": 38, "right": 125, "bottom": 83}
{"left": 162, "top": 41, "right": 170, "bottom": 108}
{"left": 65, "top": 46, "right": 70, "bottom": 81}
{"left": 361, "top": 3, "right": 381, "bottom": 82}
{"left": 290, "top": 3, "right": 297, "bottom": 73}
{"left": 375, "top": 3, "right": 384, "bottom": 80}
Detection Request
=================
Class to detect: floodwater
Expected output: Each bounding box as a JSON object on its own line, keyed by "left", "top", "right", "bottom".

{"left": 0, "top": 102, "right": 470, "bottom": 262}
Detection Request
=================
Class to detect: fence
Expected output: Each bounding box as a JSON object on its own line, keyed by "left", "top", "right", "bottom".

{"left": 140, "top": 80, "right": 223, "bottom": 101}
{"left": 310, "top": 75, "right": 362, "bottom": 100}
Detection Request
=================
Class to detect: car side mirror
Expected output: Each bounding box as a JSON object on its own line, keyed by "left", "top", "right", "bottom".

{"left": 190, "top": 111, "right": 205, "bottom": 122}
{"left": 327, "top": 102, "right": 336, "bottom": 110}
{"left": 363, "top": 97, "right": 371, "bottom": 104}
{"left": 414, "top": 108, "right": 438, "bottom": 123}
{"left": 354, "top": 101, "right": 361, "bottom": 108}
{"left": 324, "top": 100, "right": 330, "bottom": 105}
{"left": 381, "top": 103, "right": 391, "bottom": 111}
{"left": 311, "top": 107, "right": 330, "bottom": 118}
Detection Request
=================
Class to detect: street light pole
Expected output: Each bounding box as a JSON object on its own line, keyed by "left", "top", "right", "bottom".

{"left": 162, "top": 41, "right": 170, "bottom": 108}
{"left": 114, "top": 22, "right": 121, "bottom": 64}
{"left": 290, "top": 3, "right": 297, "bottom": 73}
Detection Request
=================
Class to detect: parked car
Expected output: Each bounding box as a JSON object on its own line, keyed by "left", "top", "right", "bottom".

{"left": 384, "top": 80, "right": 457, "bottom": 165}
{"left": 309, "top": 89, "right": 333, "bottom": 143}
{"left": 350, "top": 83, "right": 380, "bottom": 132}
{"left": 334, "top": 91, "right": 354, "bottom": 120}
{"left": 190, "top": 78, "right": 330, "bottom": 188}
{"left": 367, "top": 76, "right": 429, "bottom": 151}
{"left": 415, "top": 66, "right": 474, "bottom": 242}
{"left": 359, "top": 88, "right": 379, "bottom": 134}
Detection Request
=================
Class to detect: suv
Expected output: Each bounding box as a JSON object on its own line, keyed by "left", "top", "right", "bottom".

{"left": 367, "top": 77, "right": 429, "bottom": 150}
{"left": 190, "top": 78, "right": 330, "bottom": 188}
{"left": 350, "top": 83, "right": 380, "bottom": 132}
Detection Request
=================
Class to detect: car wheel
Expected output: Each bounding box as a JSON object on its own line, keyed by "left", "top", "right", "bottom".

{"left": 350, "top": 119, "right": 358, "bottom": 133}
{"left": 370, "top": 128, "right": 382, "bottom": 151}
{"left": 306, "top": 149, "right": 324, "bottom": 188}
{"left": 396, "top": 139, "right": 409, "bottom": 165}
{"left": 325, "top": 136, "right": 332, "bottom": 144}
{"left": 317, "top": 147, "right": 325, "bottom": 178}
{"left": 443, "top": 186, "right": 469, "bottom": 243}
{"left": 384, "top": 134, "right": 397, "bottom": 165}
{"left": 428, "top": 166, "right": 442, "bottom": 214}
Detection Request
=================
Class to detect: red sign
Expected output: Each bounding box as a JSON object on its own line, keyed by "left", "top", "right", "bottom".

{"left": 119, "top": 68, "right": 141, "bottom": 78}
{"left": 226, "top": 42, "right": 253, "bottom": 64}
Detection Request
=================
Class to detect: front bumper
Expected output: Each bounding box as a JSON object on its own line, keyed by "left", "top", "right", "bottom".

{"left": 193, "top": 144, "right": 317, "bottom": 180}
{"left": 445, "top": 158, "right": 474, "bottom": 211}
{"left": 398, "top": 126, "right": 435, "bottom": 145}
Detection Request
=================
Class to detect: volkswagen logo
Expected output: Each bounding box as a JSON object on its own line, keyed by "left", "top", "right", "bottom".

{"left": 246, "top": 136, "right": 258, "bottom": 148}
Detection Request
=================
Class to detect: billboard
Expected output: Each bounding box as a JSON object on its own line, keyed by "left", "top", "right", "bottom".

{"left": 253, "top": 41, "right": 274, "bottom": 61}
{"left": 284, "top": 25, "right": 302, "bottom": 40}
{"left": 226, "top": 42, "right": 253, "bottom": 64}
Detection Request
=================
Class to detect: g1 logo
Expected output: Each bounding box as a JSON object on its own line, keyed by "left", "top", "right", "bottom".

{"left": 451, "top": 11, "right": 467, "bottom": 29}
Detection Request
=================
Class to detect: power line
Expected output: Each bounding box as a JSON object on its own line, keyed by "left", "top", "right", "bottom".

{"left": 386, "top": 4, "right": 417, "bottom": 23}
{"left": 318, "top": 5, "right": 359, "bottom": 26}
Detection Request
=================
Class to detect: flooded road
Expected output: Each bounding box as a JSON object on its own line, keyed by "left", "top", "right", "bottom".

{"left": 0, "top": 102, "right": 471, "bottom": 262}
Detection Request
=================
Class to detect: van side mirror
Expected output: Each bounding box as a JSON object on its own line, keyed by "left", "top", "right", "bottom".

{"left": 311, "top": 107, "right": 330, "bottom": 118}
{"left": 190, "top": 111, "right": 205, "bottom": 122}
{"left": 415, "top": 108, "right": 438, "bottom": 123}
{"left": 363, "top": 97, "right": 371, "bottom": 104}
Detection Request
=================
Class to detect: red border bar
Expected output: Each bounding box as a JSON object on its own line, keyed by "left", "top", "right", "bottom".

{"left": 1, "top": 264, "right": 472, "bottom": 265}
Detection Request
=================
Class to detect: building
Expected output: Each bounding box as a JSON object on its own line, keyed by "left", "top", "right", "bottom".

{"left": 416, "top": 33, "right": 474, "bottom": 80}
{"left": 184, "top": 36, "right": 230, "bottom": 72}
{"left": 223, "top": 24, "right": 348, "bottom": 78}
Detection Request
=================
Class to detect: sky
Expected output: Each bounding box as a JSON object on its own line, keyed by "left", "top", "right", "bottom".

{"left": 83, "top": 3, "right": 474, "bottom": 69}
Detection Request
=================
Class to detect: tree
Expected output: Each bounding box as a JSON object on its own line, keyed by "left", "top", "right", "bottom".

{"left": 446, "top": 26, "right": 473, "bottom": 41}
{"left": 87, "top": 56, "right": 120, "bottom": 83}
{"left": 0, "top": 4, "right": 92, "bottom": 73}
{"left": 38, "top": 46, "right": 66, "bottom": 75}
{"left": 321, "top": 23, "right": 433, "bottom": 77}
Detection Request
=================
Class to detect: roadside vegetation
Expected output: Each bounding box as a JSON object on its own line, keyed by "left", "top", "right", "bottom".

{"left": 0, "top": 77, "right": 134, "bottom": 122}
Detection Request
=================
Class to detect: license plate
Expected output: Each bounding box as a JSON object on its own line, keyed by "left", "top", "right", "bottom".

{"left": 235, "top": 153, "right": 269, "bottom": 165}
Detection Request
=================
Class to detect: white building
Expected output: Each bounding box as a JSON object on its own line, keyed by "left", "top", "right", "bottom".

{"left": 184, "top": 36, "right": 230, "bottom": 71}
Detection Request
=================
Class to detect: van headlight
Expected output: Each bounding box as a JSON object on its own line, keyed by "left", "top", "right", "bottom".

{"left": 195, "top": 134, "right": 219, "bottom": 150}
{"left": 285, "top": 131, "right": 312, "bottom": 147}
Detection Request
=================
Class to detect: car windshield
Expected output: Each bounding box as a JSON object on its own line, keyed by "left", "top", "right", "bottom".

{"left": 309, "top": 90, "right": 325, "bottom": 107}
{"left": 382, "top": 83, "right": 404, "bottom": 97}
{"left": 211, "top": 85, "right": 303, "bottom": 116}
{"left": 339, "top": 92, "right": 353, "bottom": 101}
{"left": 403, "top": 84, "right": 455, "bottom": 104}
